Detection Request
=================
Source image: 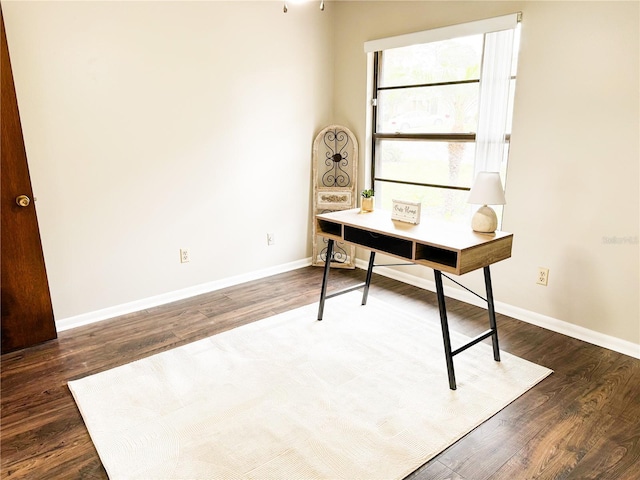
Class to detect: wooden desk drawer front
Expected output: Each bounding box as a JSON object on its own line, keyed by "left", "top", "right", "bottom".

{"left": 344, "top": 226, "right": 413, "bottom": 259}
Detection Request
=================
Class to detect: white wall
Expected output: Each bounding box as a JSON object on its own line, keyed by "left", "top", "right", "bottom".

{"left": 333, "top": 1, "right": 639, "bottom": 348}
{"left": 4, "top": 1, "right": 638, "bottom": 351}
{"left": 3, "top": 1, "right": 334, "bottom": 321}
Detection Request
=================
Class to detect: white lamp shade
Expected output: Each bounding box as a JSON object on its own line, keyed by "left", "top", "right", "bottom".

{"left": 467, "top": 172, "right": 506, "bottom": 205}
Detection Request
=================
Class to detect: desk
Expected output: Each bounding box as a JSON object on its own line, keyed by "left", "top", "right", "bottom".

{"left": 315, "top": 208, "right": 513, "bottom": 390}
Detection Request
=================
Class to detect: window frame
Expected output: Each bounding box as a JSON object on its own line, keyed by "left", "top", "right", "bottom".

{"left": 365, "top": 14, "right": 520, "bottom": 223}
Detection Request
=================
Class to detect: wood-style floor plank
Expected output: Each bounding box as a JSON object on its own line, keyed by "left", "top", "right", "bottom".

{"left": 1, "top": 266, "right": 639, "bottom": 479}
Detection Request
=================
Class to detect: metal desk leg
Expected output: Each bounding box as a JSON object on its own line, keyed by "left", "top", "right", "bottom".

{"left": 361, "top": 251, "right": 376, "bottom": 305}
{"left": 484, "top": 266, "right": 501, "bottom": 361}
{"left": 317, "top": 239, "right": 334, "bottom": 321}
{"left": 434, "top": 269, "right": 456, "bottom": 390}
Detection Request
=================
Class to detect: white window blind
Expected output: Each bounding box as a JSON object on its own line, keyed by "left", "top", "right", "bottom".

{"left": 364, "top": 13, "right": 520, "bottom": 53}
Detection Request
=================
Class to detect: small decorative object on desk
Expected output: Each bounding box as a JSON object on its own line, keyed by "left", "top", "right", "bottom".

{"left": 392, "top": 199, "right": 421, "bottom": 224}
{"left": 360, "top": 189, "right": 374, "bottom": 213}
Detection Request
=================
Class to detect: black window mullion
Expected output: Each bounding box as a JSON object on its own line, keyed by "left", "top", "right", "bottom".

{"left": 373, "top": 133, "right": 510, "bottom": 142}
{"left": 374, "top": 133, "right": 476, "bottom": 142}
{"left": 370, "top": 51, "right": 380, "bottom": 190}
{"left": 374, "top": 177, "right": 471, "bottom": 192}
{"left": 378, "top": 78, "right": 480, "bottom": 91}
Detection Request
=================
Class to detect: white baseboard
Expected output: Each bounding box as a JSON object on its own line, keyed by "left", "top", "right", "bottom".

{"left": 56, "top": 258, "right": 312, "bottom": 332}
{"left": 357, "top": 259, "right": 640, "bottom": 360}
{"left": 57, "top": 257, "right": 639, "bottom": 359}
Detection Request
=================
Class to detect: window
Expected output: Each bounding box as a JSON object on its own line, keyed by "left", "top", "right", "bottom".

{"left": 366, "top": 14, "right": 521, "bottom": 225}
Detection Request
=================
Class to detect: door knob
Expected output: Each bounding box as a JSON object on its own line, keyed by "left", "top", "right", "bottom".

{"left": 16, "top": 195, "right": 30, "bottom": 207}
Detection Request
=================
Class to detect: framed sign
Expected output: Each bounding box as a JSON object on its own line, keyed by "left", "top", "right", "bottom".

{"left": 392, "top": 199, "right": 421, "bottom": 224}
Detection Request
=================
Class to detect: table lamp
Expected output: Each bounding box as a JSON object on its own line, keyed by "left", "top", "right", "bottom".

{"left": 467, "top": 172, "right": 506, "bottom": 233}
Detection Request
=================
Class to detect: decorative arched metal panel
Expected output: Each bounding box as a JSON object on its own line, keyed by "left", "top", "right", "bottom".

{"left": 312, "top": 125, "right": 358, "bottom": 268}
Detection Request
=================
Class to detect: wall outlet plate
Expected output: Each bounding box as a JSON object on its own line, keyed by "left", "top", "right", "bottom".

{"left": 537, "top": 267, "right": 549, "bottom": 286}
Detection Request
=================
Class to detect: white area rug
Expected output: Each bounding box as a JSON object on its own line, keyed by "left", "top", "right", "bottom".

{"left": 69, "top": 292, "right": 552, "bottom": 480}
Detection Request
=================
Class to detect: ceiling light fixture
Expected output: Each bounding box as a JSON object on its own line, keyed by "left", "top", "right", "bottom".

{"left": 283, "top": 0, "right": 325, "bottom": 13}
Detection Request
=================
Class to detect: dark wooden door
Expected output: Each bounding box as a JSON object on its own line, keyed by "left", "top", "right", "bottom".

{"left": 1, "top": 9, "right": 57, "bottom": 353}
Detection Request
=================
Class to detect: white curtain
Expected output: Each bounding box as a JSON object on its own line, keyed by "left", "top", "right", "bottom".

{"left": 474, "top": 28, "right": 516, "bottom": 176}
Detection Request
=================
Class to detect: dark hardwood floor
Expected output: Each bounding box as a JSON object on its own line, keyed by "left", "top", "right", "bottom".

{"left": 1, "top": 266, "right": 639, "bottom": 479}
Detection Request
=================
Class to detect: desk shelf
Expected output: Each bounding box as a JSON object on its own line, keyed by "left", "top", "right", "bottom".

{"left": 415, "top": 243, "right": 458, "bottom": 268}
{"left": 317, "top": 219, "right": 342, "bottom": 238}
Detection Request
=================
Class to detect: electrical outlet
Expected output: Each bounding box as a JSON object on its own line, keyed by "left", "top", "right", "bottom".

{"left": 267, "top": 233, "right": 275, "bottom": 246}
{"left": 180, "top": 248, "right": 190, "bottom": 263}
{"left": 537, "top": 267, "right": 549, "bottom": 286}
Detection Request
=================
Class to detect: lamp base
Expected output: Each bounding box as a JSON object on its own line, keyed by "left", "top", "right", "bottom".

{"left": 471, "top": 205, "right": 498, "bottom": 233}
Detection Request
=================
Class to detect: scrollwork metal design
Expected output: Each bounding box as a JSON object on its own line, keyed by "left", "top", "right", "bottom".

{"left": 318, "top": 208, "right": 349, "bottom": 264}
{"left": 321, "top": 129, "right": 351, "bottom": 187}
{"left": 319, "top": 237, "right": 349, "bottom": 264}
